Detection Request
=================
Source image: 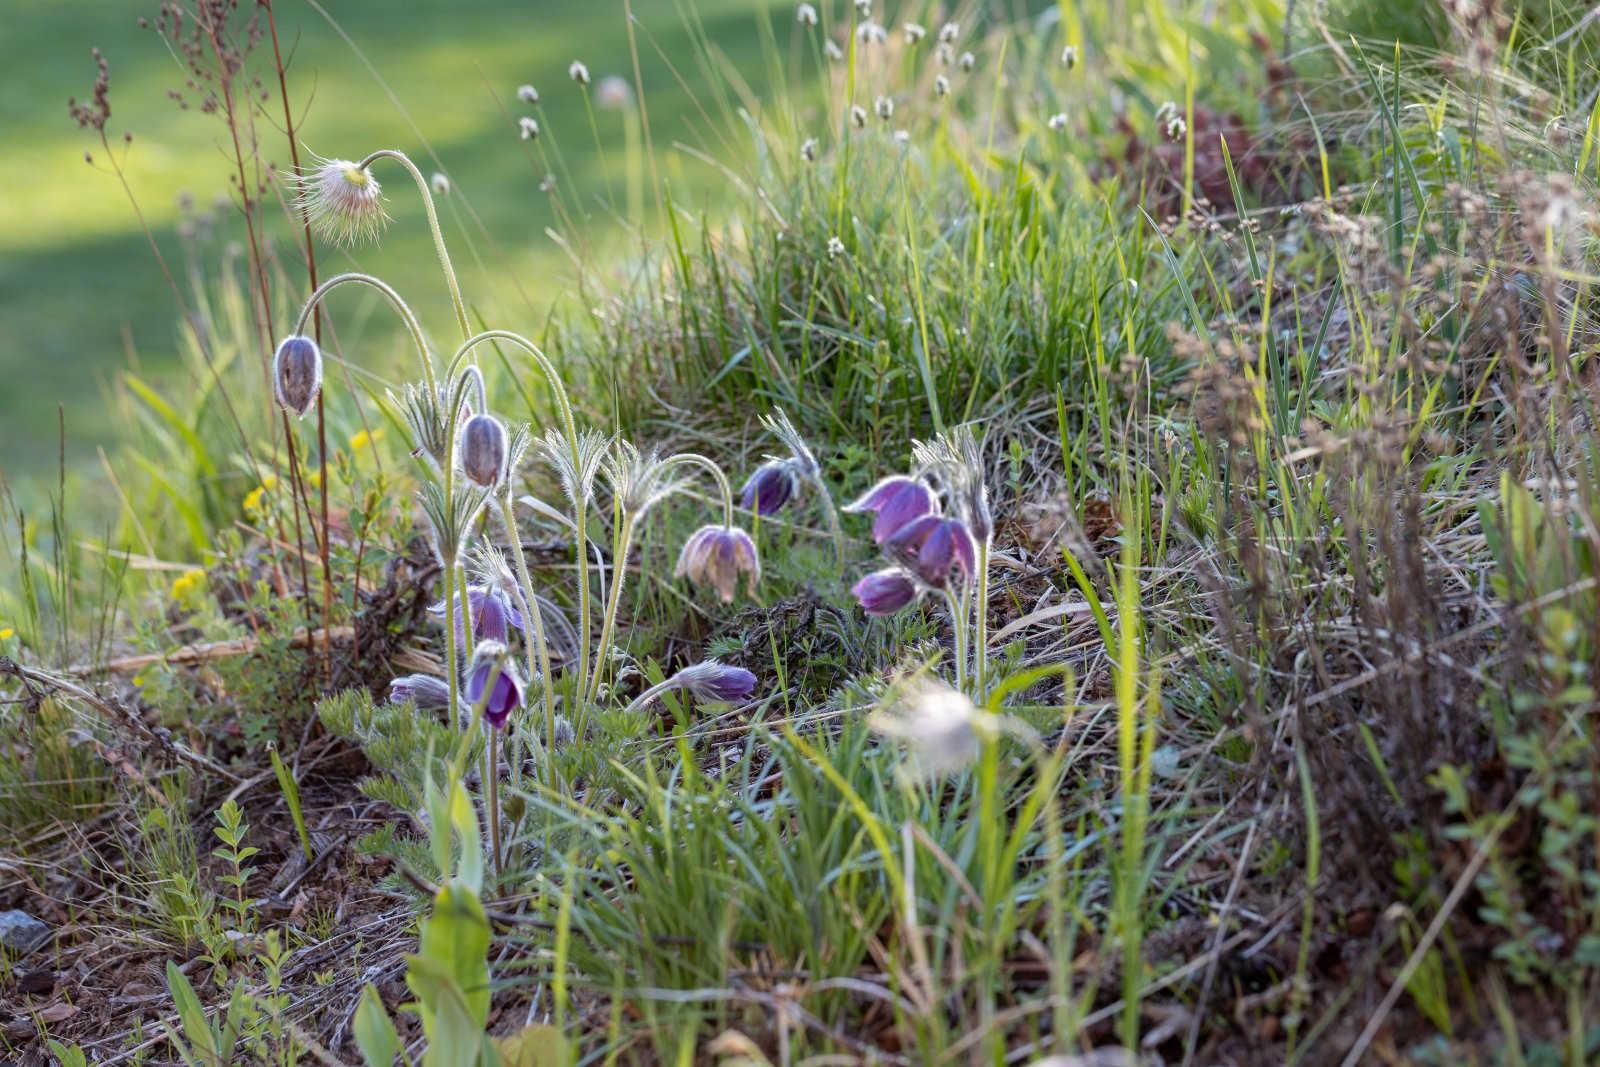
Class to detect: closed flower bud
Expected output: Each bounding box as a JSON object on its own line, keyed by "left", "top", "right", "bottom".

{"left": 671, "top": 660, "right": 758, "bottom": 703}
{"left": 845, "top": 476, "right": 937, "bottom": 542}
{"left": 741, "top": 458, "right": 801, "bottom": 516}
{"left": 675, "top": 524, "right": 760, "bottom": 603}
{"left": 272, "top": 335, "right": 322, "bottom": 418}
{"left": 460, "top": 413, "right": 509, "bottom": 488}
{"left": 429, "top": 584, "right": 526, "bottom": 647}
{"left": 387, "top": 673, "right": 452, "bottom": 709}
{"left": 851, "top": 104, "right": 868, "bottom": 128}
{"left": 885, "top": 515, "right": 976, "bottom": 588}
{"left": 852, "top": 568, "right": 919, "bottom": 616}
{"left": 430, "top": 171, "right": 451, "bottom": 195}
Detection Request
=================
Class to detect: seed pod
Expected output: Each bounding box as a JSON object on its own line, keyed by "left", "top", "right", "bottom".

{"left": 272, "top": 335, "right": 322, "bottom": 418}
{"left": 460, "top": 413, "right": 509, "bottom": 488}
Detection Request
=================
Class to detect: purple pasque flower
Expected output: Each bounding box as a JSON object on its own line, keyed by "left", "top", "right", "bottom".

{"left": 387, "top": 673, "right": 452, "bottom": 709}
{"left": 463, "top": 641, "right": 524, "bottom": 730}
{"left": 851, "top": 568, "right": 920, "bottom": 616}
{"left": 884, "top": 514, "right": 976, "bottom": 588}
{"left": 459, "top": 413, "right": 509, "bottom": 488}
{"left": 428, "top": 584, "right": 526, "bottom": 646}
{"left": 845, "top": 476, "right": 938, "bottom": 543}
{"left": 740, "top": 459, "right": 801, "bottom": 516}
{"left": 669, "top": 660, "right": 758, "bottom": 703}
{"left": 675, "top": 524, "right": 760, "bottom": 603}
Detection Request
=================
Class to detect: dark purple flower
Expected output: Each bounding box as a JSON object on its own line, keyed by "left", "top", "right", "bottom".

{"left": 851, "top": 568, "right": 920, "bottom": 616}
{"left": 675, "top": 524, "right": 760, "bottom": 603}
{"left": 429, "top": 585, "right": 526, "bottom": 646}
{"left": 740, "top": 459, "right": 801, "bottom": 516}
{"left": 387, "top": 673, "right": 452, "bottom": 709}
{"left": 464, "top": 644, "right": 523, "bottom": 730}
{"left": 885, "top": 515, "right": 976, "bottom": 588}
{"left": 845, "top": 476, "right": 937, "bottom": 542}
{"left": 272, "top": 335, "right": 322, "bottom": 418}
{"left": 460, "top": 413, "right": 509, "bottom": 488}
{"left": 670, "top": 660, "right": 758, "bottom": 703}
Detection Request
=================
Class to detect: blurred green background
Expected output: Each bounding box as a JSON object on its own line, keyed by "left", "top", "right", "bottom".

{"left": 0, "top": 0, "right": 790, "bottom": 486}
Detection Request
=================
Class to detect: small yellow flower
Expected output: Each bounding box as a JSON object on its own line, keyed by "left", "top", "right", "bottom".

{"left": 170, "top": 568, "right": 206, "bottom": 604}
{"left": 349, "top": 427, "right": 383, "bottom": 452}
{"left": 244, "top": 474, "right": 278, "bottom": 517}
{"left": 0, "top": 627, "right": 15, "bottom": 641}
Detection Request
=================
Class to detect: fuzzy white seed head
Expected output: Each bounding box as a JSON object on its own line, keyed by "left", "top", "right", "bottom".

{"left": 1060, "top": 45, "right": 1078, "bottom": 69}
{"left": 801, "top": 137, "right": 819, "bottom": 162}
{"left": 825, "top": 39, "right": 845, "bottom": 62}
{"left": 568, "top": 60, "right": 590, "bottom": 85}
{"left": 938, "top": 21, "right": 959, "bottom": 43}
{"left": 297, "top": 158, "right": 387, "bottom": 247}
{"left": 893, "top": 128, "right": 910, "bottom": 145}
{"left": 856, "top": 19, "right": 886, "bottom": 44}
{"left": 874, "top": 95, "right": 894, "bottom": 121}
{"left": 958, "top": 50, "right": 975, "bottom": 72}
{"left": 870, "top": 681, "right": 985, "bottom": 779}
{"left": 797, "top": 2, "right": 818, "bottom": 26}
{"left": 827, "top": 235, "right": 845, "bottom": 259}
{"left": 595, "top": 75, "right": 634, "bottom": 110}
{"left": 936, "top": 42, "right": 954, "bottom": 65}
{"left": 517, "top": 84, "right": 540, "bottom": 104}
{"left": 934, "top": 74, "right": 950, "bottom": 97}
{"left": 854, "top": 0, "right": 871, "bottom": 15}
{"left": 519, "top": 116, "right": 540, "bottom": 141}
{"left": 1048, "top": 112, "right": 1068, "bottom": 132}
{"left": 850, "top": 104, "right": 868, "bottom": 128}
{"left": 904, "top": 21, "right": 926, "bottom": 43}
{"left": 430, "top": 171, "right": 450, "bottom": 195}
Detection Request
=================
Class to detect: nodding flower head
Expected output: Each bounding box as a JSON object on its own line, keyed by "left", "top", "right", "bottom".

{"left": 429, "top": 584, "right": 526, "bottom": 647}
{"left": 852, "top": 568, "right": 919, "bottom": 616}
{"left": 595, "top": 75, "right": 634, "bottom": 110}
{"left": 885, "top": 515, "right": 976, "bottom": 588}
{"left": 387, "top": 673, "right": 451, "bottom": 710}
{"left": 670, "top": 660, "right": 758, "bottom": 704}
{"left": 796, "top": 2, "right": 818, "bottom": 26}
{"left": 741, "top": 459, "right": 802, "bottom": 517}
{"left": 297, "top": 158, "right": 387, "bottom": 247}
{"left": 846, "top": 476, "right": 937, "bottom": 542}
{"left": 675, "top": 524, "right": 760, "bottom": 603}
{"left": 460, "top": 413, "right": 509, "bottom": 488}
{"left": 568, "top": 60, "right": 591, "bottom": 85}
{"left": 517, "top": 84, "right": 540, "bottom": 104}
{"left": 272, "top": 335, "right": 322, "bottom": 418}
{"left": 463, "top": 641, "right": 523, "bottom": 730}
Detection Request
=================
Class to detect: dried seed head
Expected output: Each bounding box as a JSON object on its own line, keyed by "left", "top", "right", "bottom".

{"left": 595, "top": 75, "right": 634, "bottom": 110}
{"left": 568, "top": 60, "right": 590, "bottom": 85}
{"left": 519, "top": 116, "right": 541, "bottom": 140}
{"left": 797, "top": 2, "right": 818, "bottom": 26}
{"left": 460, "top": 413, "right": 509, "bottom": 488}
{"left": 517, "top": 84, "right": 540, "bottom": 104}
{"left": 430, "top": 171, "right": 451, "bottom": 195}
{"left": 296, "top": 158, "right": 387, "bottom": 246}
{"left": 272, "top": 335, "right": 322, "bottom": 418}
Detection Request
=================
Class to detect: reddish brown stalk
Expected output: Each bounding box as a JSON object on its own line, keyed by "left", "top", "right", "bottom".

{"left": 264, "top": 0, "right": 336, "bottom": 686}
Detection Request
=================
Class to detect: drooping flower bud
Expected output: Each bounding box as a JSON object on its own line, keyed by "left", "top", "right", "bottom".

{"left": 387, "top": 673, "right": 452, "bottom": 710}
{"left": 670, "top": 660, "right": 758, "bottom": 703}
{"left": 845, "top": 476, "right": 937, "bottom": 542}
{"left": 296, "top": 158, "right": 387, "bottom": 246}
{"left": 852, "top": 568, "right": 919, "bottom": 616}
{"left": 464, "top": 641, "right": 523, "bottom": 730}
{"left": 675, "top": 525, "right": 760, "bottom": 603}
{"left": 460, "top": 413, "right": 509, "bottom": 488}
{"left": 272, "top": 335, "right": 322, "bottom": 418}
{"left": 740, "top": 459, "right": 801, "bottom": 516}
{"left": 885, "top": 515, "right": 976, "bottom": 588}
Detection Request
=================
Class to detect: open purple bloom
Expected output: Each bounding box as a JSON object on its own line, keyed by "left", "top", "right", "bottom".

{"left": 428, "top": 585, "right": 526, "bottom": 646}
{"left": 852, "top": 568, "right": 920, "bottom": 616}
{"left": 885, "top": 515, "right": 976, "bottom": 588}
{"left": 670, "top": 660, "right": 758, "bottom": 703}
{"left": 387, "top": 673, "right": 452, "bottom": 709}
{"left": 675, "top": 524, "right": 760, "bottom": 603}
{"left": 845, "top": 476, "right": 937, "bottom": 543}
{"left": 464, "top": 645, "right": 523, "bottom": 730}
{"left": 740, "top": 459, "right": 801, "bottom": 516}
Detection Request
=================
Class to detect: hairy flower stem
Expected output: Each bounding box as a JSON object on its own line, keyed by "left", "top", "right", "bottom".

{"left": 585, "top": 512, "right": 635, "bottom": 708}
{"left": 293, "top": 272, "right": 436, "bottom": 395}
{"left": 358, "top": 149, "right": 471, "bottom": 343}
{"left": 943, "top": 588, "right": 971, "bottom": 694}
{"left": 973, "top": 538, "right": 992, "bottom": 697}
{"left": 500, "top": 495, "right": 559, "bottom": 787}
{"left": 810, "top": 472, "right": 847, "bottom": 573}
{"left": 486, "top": 728, "right": 502, "bottom": 881}
{"left": 442, "top": 550, "right": 462, "bottom": 735}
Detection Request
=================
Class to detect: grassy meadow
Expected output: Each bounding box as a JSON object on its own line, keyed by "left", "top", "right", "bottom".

{"left": 4, "top": 0, "right": 1600, "bottom": 1064}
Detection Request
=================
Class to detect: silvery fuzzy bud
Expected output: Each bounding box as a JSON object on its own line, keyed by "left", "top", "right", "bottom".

{"left": 460, "top": 413, "right": 509, "bottom": 488}
{"left": 272, "top": 335, "right": 322, "bottom": 418}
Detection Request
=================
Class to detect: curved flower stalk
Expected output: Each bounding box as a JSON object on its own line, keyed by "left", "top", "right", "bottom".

{"left": 740, "top": 409, "right": 846, "bottom": 569}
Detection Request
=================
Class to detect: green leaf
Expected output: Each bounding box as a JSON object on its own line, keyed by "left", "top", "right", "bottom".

{"left": 354, "top": 984, "right": 405, "bottom": 1067}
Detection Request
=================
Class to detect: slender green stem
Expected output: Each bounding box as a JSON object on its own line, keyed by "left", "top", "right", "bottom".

{"left": 292, "top": 271, "right": 436, "bottom": 395}
{"left": 943, "top": 587, "right": 970, "bottom": 694}
{"left": 359, "top": 149, "right": 471, "bottom": 342}
{"left": 659, "top": 453, "right": 735, "bottom": 527}
{"left": 442, "top": 549, "right": 461, "bottom": 734}
{"left": 585, "top": 512, "right": 636, "bottom": 708}
{"left": 500, "top": 495, "right": 559, "bottom": 786}
{"left": 973, "top": 537, "right": 992, "bottom": 697}
{"left": 486, "top": 728, "right": 502, "bottom": 881}
{"left": 809, "top": 472, "right": 847, "bottom": 573}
